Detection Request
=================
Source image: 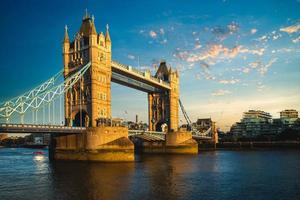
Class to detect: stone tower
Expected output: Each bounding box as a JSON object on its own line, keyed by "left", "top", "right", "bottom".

{"left": 148, "top": 62, "right": 179, "bottom": 132}
{"left": 63, "top": 12, "right": 112, "bottom": 127}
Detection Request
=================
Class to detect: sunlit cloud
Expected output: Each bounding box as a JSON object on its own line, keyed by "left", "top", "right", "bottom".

{"left": 194, "top": 42, "right": 202, "bottom": 49}
{"left": 211, "top": 89, "right": 231, "bottom": 96}
{"left": 149, "top": 30, "right": 157, "bottom": 38}
{"left": 174, "top": 44, "right": 265, "bottom": 64}
{"left": 251, "top": 28, "right": 257, "bottom": 34}
{"left": 280, "top": 23, "right": 300, "bottom": 34}
{"left": 218, "top": 78, "right": 240, "bottom": 84}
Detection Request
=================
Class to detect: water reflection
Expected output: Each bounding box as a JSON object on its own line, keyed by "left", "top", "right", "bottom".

{"left": 1, "top": 149, "right": 300, "bottom": 200}
{"left": 48, "top": 154, "right": 201, "bottom": 200}
{"left": 50, "top": 161, "right": 136, "bottom": 200}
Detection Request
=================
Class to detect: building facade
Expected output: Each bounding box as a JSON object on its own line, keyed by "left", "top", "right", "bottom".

{"left": 280, "top": 109, "right": 298, "bottom": 126}
{"left": 230, "top": 110, "right": 273, "bottom": 137}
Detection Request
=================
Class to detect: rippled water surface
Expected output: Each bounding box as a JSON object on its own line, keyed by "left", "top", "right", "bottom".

{"left": 0, "top": 148, "right": 299, "bottom": 200}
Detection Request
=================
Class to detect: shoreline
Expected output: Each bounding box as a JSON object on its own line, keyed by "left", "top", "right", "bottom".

{"left": 198, "top": 141, "right": 300, "bottom": 150}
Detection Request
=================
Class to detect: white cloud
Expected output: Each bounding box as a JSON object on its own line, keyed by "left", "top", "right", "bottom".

{"left": 249, "top": 62, "right": 259, "bottom": 69}
{"left": 251, "top": 28, "right": 257, "bottom": 34}
{"left": 280, "top": 23, "right": 300, "bottom": 34}
{"left": 127, "top": 54, "right": 135, "bottom": 60}
{"left": 211, "top": 89, "right": 231, "bottom": 96}
{"left": 257, "top": 58, "right": 278, "bottom": 75}
{"left": 257, "top": 82, "right": 266, "bottom": 92}
{"left": 159, "top": 28, "right": 165, "bottom": 35}
{"left": 160, "top": 39, "right": 168, "bottom": 44}
{"left": 218, "top": 79, "right": 240, "bottom": 84}
{"left": 292, "top": 36, "right": 300, "bottom": 43}
{"left": 242, "top": 68, "right": 250, "bottom": 73}
{"left": 227, "top": 22, "right": 239, "bottom": 34}
{"left": 194, "top": 42, "right": 202, "bottom": 49}
{"left": 149, "top": 30, "right": 157, "bottom": 38}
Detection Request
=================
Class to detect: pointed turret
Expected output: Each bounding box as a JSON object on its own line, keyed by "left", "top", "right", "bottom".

{"left": 63, "top": 25, "right": 70, "bottom": 78}
{"left": 89, "top": 15, "right": 97, "bottom": 35}
{"left": 63, "top": 25, "right": 70, "bottom": 43}
{"left": 105, "top": 24, "right": 111, "bottom": 42}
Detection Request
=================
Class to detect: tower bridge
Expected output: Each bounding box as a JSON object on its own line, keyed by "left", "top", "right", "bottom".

{"left": 0, "top": 12, "right": 215, "bottom": 161}
{"left": 62, "top": 14, "right": 179, "bottom": 131}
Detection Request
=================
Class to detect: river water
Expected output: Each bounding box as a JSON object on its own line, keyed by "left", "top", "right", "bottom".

{"left": 0, "top": 148, "right": 299, "bottom": 200}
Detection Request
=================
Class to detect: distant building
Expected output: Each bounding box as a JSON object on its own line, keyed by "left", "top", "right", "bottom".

{"left": 243, "top": 110, "right": 272, "bottom": 123}
{"left": 25, "top": 133, "right": 51, "bottom": 145}
{"left": 280, "top": 109, "right": 298, "bottom": 126}
{"left": 192, "top": 118, "right": 212, "bottom": 133}
{"left": 230, "top": 109, "right": 300, "bottom": 138}
{"left": 230, "top": 110, "right": 273, "bottom": 138}
{"left": 191, "top": 118, "right": 218, "bottom": 143}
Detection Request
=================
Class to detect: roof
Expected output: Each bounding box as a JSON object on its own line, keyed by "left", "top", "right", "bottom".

{"left": 79, "top": 17, "right": 97, "bottom": 36}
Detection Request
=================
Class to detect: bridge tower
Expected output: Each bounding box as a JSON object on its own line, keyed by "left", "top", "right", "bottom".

{"left": 148, "top": 62, "right": 179, "bottom": 132}
{"left": 63, "top": 12, "right": 112, "bottom": 127}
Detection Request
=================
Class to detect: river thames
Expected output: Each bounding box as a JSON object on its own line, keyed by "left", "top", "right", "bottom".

{"left": 0, "top": 148, "right": 299, "bottom": 200}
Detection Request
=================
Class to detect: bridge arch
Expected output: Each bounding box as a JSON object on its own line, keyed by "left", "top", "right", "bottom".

{"left": 73, "top": 110, "right": 89, "bottom": 127}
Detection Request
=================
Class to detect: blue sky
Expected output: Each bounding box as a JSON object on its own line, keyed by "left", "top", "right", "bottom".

{"left": 0, "top": 0, "right": 300, "bottom": 131}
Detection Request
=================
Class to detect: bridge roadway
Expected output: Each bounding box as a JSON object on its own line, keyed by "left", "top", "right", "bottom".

{"left": 0, "top": 123, "right": 212, "bottom": 140}
{"left": 0, "top": 123, "right": 86, "bottom": 134}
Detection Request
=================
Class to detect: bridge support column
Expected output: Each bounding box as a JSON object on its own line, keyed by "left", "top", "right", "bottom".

{"left": 131, "top": 130, "right": 198, "bottom": 154}
{"left": 52, "top": 127, "right": 134, "bottom": 162}
{"left": 165, "top": 130, "right": 198, "bottom": 154}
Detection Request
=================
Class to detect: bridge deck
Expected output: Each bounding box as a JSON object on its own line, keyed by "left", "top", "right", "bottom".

{"left": 111, "top": 61, "right": 171, "bottom": 91}
{"left": 0, "top": 124, "right": 86, "bottom": 134}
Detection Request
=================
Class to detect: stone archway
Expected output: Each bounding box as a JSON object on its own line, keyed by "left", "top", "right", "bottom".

{"left": 73, "top": 110, "right": 89, "bottom": 127}
{"left": 155, "top": 121, "right": 167, "bottom": 132}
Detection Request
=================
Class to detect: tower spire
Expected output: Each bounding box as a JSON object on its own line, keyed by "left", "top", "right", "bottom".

{"left": 105, "top": 24, "right": 111, "bottom": 42}
{"left": 64, "top": 25, "right": 69, "bottom": 43}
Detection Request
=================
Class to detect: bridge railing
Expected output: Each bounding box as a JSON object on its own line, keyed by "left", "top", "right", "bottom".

{"left": 0, "top": 123, "right": 86, "bottom": 130}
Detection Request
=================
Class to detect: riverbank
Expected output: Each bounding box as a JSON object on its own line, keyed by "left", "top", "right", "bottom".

{"left": 198, "top": 141, "right": 300, "bottom": 150}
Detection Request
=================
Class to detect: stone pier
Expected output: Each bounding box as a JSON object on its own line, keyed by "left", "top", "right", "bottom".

{"left": 131, "top": 130, "right": 198, "bottom": 154}
{"left": 51, "top": 126, "right": 134, "bottom": 162}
